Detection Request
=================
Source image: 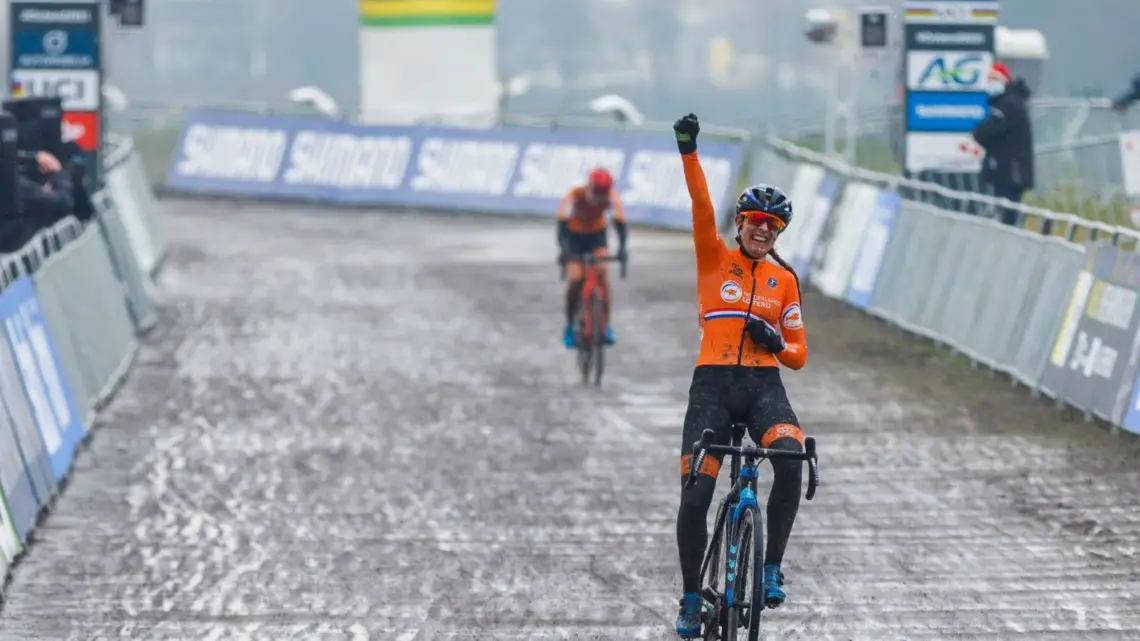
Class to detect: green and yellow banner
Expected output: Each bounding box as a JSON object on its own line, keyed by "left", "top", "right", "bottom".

{"left": 360, "top": 0, "right": 495, "bottom": 27}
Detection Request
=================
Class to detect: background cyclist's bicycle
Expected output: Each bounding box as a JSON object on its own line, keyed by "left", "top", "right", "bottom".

{"left": 560, "top": 252, "right": 626, "bottom": 386}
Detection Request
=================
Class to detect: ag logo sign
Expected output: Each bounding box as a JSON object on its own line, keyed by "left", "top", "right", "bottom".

{"left": 907, "top": 51, "right": 992, "bottom": 91}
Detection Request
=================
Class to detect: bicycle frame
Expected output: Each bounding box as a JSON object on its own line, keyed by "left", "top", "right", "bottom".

{"left": 695, "top": 425, "right": 761, "bottom": 612}
{"left": 686, "top": 425, "right": 819, "bottom": 624}
{"left": 560, "top": 251, "right": 627, "bottom": 385}
{"left": 560, "top": 252, "right": 626, "bottom": 343}
{"left": 579, "top": 254, "right": 609, "bottom": 342}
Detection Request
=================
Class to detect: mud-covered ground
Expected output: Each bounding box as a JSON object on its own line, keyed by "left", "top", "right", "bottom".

{"left": 1, "top": 199, "right": 1139, "bottom": 641}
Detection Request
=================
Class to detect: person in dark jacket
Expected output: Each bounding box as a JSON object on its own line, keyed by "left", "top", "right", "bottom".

{"left": 971, "top": 62, "right": 1034, "bottom": 226}
{"left": 1111, "top": 73, "right": 1140, "bottom": 111}
{"left": 17, "top": 150, "right": 74, "bottom": 226}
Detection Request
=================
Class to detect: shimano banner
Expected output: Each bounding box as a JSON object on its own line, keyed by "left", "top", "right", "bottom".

{"left": 164, "top": 110, "right": 746, "bottom": 229}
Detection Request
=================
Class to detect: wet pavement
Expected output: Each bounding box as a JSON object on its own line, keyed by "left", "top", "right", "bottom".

{"left": 1, "top": 199, "right": 1138, "bottom": 640}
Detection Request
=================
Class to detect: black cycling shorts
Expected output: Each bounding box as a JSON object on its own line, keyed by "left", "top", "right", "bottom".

{"left": 680, "top": 365, "right": 802, "bottom": 476}
{"left": 565, "top": 229, "right": 608, "bottom": 257}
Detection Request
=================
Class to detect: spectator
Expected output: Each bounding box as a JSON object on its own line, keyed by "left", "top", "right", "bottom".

{"left": 61, "top": 141, "right": 94, "bottom": 222}
{"left": 971, "top": 62, "right": 1035, "bottom": 226}
{"left": 1111, "top": 73, "right": 1140, "bottom": 111}
{"left": 17, "top": 150, "right": 74, "bottom": 228}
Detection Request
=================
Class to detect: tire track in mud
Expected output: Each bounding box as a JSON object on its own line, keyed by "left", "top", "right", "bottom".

{"left": 0, "top": 200, "right": 1137, "bottom": 640}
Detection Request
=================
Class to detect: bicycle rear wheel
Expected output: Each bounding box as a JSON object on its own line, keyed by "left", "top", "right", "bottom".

{"left": 576, "top": 310, "right": 591, "bottom": 385}
{"left": 590, "top": 291, "right": 605, "bottom": 386}
{"left": 727, "top": 505, "right": 766, "bottom": 641}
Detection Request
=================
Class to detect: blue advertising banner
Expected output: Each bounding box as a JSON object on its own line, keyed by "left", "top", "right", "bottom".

{"left": 164, "top": 109, "right": 747, "bottom": 230}
{"left": 902, "top": 0, "right": 998, "bottom": 173}
{"left": 0, "top": 276, "right": 84, "bottom": 481}
{"left": 906, "top": 91, "right": 989, "bottom": 132}
{"left": 0, "top": 392, "right": 38, "bottom": 544}
{"left": 12, "top": 27, "right": 98, "bottom": 69}
{"left": 8, "top": 0, "right": 104, "bottom": 185}
{"left": 0, "top": 280, "right": 56, "bottom": 512}
{"left": 846, "top": 189, "right": 901, "bottom": 309}
{"left": 788, "top": 173, "right": 841, "bottom": 277}
{"left": 1120, "top": 372, "right": 1140, "bottom": 435}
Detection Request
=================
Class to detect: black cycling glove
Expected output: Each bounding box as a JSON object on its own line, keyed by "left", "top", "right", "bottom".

{"left": 745, "top": 319, "right": 785, "bottom": 354}
{"left": 673, "top": 113, "right": 699, "bottom": 155}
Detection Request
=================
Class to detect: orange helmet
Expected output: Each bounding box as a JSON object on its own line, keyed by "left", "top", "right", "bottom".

{"left": 587, "top": 167, "right": 614, "bottom": 194}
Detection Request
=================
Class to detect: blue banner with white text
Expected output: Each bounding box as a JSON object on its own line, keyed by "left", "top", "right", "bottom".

{"left": 0, "top": 276, "right": 84, "bottom": 484}
{"left": 845, "top": 189, "right": 901, "bottom": 310}
{"left": 164, "top": 109, "right": 746, "bottom": 229}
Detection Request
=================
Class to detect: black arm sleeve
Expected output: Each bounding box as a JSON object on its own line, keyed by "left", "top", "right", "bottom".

{"left": 557, "top": 219, "right": 571, "bottom": 251}
{"left": 614, "top": 219, "right": 627, "bottom": 250}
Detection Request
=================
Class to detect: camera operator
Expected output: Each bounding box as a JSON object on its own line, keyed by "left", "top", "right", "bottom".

{"left": 18, "top": 148, "right": 74, "bottom": 229}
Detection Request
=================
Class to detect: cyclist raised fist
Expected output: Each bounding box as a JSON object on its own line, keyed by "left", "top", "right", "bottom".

{"left": 673, "top": 113, "right": 700, "bottom": 154}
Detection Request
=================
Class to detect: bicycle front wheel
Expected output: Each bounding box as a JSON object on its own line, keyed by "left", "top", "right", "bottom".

{"left": 727, "top": 505, "right": 765, "bottom": 641}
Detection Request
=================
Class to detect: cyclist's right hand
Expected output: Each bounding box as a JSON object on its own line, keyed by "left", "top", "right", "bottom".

{"left": 673, "top": 113, "right": 699, "bottom": 154}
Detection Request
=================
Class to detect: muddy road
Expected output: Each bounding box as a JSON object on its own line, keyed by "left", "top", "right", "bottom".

{"left": 1, "top": 200, "right": 1138, "bottom": 640}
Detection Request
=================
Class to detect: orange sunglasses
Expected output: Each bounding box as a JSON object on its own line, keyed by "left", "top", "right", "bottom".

{"left": 739, "top": 211, "right": 787, "bottom": 232}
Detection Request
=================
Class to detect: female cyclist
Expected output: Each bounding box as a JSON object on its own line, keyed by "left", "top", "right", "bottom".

{"left": 671, "top": 113, "right": 807, "bottom": 639}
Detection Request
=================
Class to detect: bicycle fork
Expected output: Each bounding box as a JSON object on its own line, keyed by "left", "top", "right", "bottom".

{"left": 725, "top": 466, "right": 760, "bottom": 611}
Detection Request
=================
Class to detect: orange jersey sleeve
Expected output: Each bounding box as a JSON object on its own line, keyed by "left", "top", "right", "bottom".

{"left": 775, "top": 278, "right": 806, "bottom": 370}
{"left": 557, "top": 187, "right": 579, "bottom": 221}
{"left": 681, "top": 152, "right": 725, "bottom": 267}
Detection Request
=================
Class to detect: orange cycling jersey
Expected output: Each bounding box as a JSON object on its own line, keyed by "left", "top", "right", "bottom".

{"left": 557, "top": 186, "right": 626, "bottom": 234}
{"left": 681, "top": 152, "right": 807, "bottom": 370}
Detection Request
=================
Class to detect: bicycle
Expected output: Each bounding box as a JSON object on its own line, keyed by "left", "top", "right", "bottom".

{"left": 684, "top": 424, "right": 820, "bottom": 641}
{"left": 559, "top": 251, "right": 627, "bottom": 386}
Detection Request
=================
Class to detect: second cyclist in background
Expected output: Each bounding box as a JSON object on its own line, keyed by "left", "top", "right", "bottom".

{"left": 557, "top": 167, "right": 628, "bottom": 348}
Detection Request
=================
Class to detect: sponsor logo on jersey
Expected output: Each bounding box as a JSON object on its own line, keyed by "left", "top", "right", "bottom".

{"left": 782, "top": 304, "right": 802, "bottom": 329}
{"left": 720, "top": 280, "right": 742, "bottom": 303}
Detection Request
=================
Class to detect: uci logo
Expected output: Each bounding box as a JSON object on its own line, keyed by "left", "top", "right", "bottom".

{"left": 915, "top": 53, "right": 987, "bottom": 89}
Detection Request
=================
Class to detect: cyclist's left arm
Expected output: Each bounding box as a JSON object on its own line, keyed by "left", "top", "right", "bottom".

{"left": 557, "top": 190, "right": 575, "bottom": 254}
{"left": 776, "top": 278, "right": 807, "bottom": 370}
{"left": 609, "top": 189, "right": 628, "bottom": 257}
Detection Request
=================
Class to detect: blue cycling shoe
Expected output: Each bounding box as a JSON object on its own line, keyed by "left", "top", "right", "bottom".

{"left": 604, "top": 324, "right": 616, "bottom": 344}
{"left": 562, "top": 323, "right": 576, "bottom": 348}
{"left": 763, "top": 563, "right": 786, "bottom": 607}
{"left": 675, "top": 592, "right": 702, "bottom": 638}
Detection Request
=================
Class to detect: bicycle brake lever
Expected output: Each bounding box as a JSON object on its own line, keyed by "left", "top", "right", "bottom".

{"left": 804, "top": 436, "right": 819, "bottom": 500}
{"left": 685, "top": 429, "right": 716, "bottom": 489}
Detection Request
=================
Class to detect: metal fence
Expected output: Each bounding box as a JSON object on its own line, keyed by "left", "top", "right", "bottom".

{"left": 0, "top": 131, "right": 168, "bottom": 580}
{"left": 738, "top": 122, "right": 1140, "bottom": 435}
